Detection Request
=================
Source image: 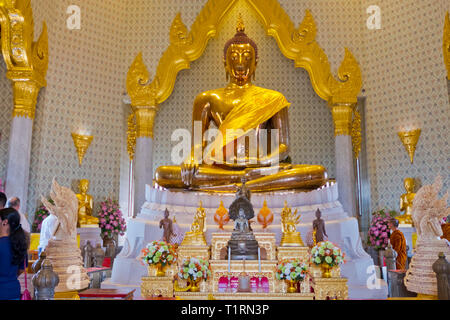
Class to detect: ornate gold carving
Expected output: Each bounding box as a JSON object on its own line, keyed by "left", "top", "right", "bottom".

{"left": 71, "top": 133, "right": 94, "bottom": 166}
{"left": 351, "top": 109, "right": 362, "bottom": 158}
{"left": 141, "top": 276, "right": 174, "bottom": 298}
{"left": 330, "top": 103, "right": 355, "bottom": 136}
{"left": 127, "top": 0, "right": 362, "bottom": 114}
{"left": 312, "top": 277, "right": 348, "bottom": 300}
{"left": 398, "top": 129, "right": 421, "bottom": 164}
{"left": 277, "top": 246, "right": 309, "bottom": 263}
{"left": 444, "top": 12, "right": 450, "bottom": 80}
{"left": 0, "top": 0, "right": 49, "bottom": 119}
{"left": 127, "top": 112, "right": 136, "bottom": 160}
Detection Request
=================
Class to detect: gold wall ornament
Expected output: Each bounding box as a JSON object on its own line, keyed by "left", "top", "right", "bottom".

{"left": 127, "top": 112, "right": 137, "bottom": 160}
{"left": 0, "top": 0, "right": 49, "bottom": 119}
{"left": 71, "top": 132, "right": 94, "bottom": 166}
{"left": 444, "top": 12, "right": 450, "bottom": 80}
{"left": 127, "top": 0, "right": 362, "bottom": 114}
{"left": 351, "top": 109, "right": 362, "bottom": 159}
{"left": 398, "top": 128, "right": 421, "bottom": 164}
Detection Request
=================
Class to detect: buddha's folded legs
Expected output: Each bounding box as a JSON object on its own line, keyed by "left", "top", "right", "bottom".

{"left": 155, "top": 164, "right": 327, "bottom": 192}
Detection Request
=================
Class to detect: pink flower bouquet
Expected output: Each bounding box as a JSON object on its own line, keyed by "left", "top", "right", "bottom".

{"left": 368, "top": 209, "right": 397, "bottom": 250}
{"left": 98, "top": 198, "right": 127, "bottom": 238}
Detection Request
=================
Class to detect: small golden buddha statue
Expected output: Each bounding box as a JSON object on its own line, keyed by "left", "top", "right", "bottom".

{"left": 76, "top": 179, "right": 99, "bottom": 227}
{"left": 280, "top": 201, "right": 304, "bottom": 247}
{"left": 397, "top": 178, "right": 416, "bottom": 225}
{"left": 155, "top": 17, "right": 327, "bottom": 193}
{"left": 181, "top": 202, "right": 207, "bottom": 246}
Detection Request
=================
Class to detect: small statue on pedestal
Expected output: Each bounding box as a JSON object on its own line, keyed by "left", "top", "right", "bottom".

{"left": 181, "top": 203, "right": 207, "bottom": 246}
{"left": 312, "top": 209, "right": 328, "bottom": 243}
{"left": 93, "top": 243, "right": 105, "bottom": 268}
{"left": 76, "top": 179, "right": 99, "bottom": 227}
{"left": 280, "top": 201, "right": 304, "bottom": 247}
{"left": 398, "top": 178, "right": 416, "bottom": 225}
{"left": 159, "top": 208, "right": 176, "bottom": 243}
{"left": 83, "top": 241, "right": 94, "bottom": 268}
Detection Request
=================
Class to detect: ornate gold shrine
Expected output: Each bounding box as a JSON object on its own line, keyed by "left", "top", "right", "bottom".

{"left": 177, "top": 245, "right": 210, "bottom": 263}
{"left": 211, "top": 232, "right": 276, "bottom": 260}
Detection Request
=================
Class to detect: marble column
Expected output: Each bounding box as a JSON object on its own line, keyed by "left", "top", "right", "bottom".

{"left": 131, "top": 105, "right": 158, "bottom": 217}
{"left": 331, "top": 103, "right": 357, "bottom": 217}
{"left": 5, "top": 116, "right": 34, "bottom": 212}
{"left": 134, "top": 137, "right": 153, "bottom": 217}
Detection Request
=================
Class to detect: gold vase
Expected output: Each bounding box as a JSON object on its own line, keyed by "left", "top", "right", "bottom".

{"left": 286, "top": 280, "right": 298, "bottom": 293}
{"left": 189, "top": 278, "right": 201, "bottom": 292}
{"left": 149, "top": 264, "right": 166, "bottom": 277}
{"left": 321, "top": 264, "right": 332, "bottom": 278}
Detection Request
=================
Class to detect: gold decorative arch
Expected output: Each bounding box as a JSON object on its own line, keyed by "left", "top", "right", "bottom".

{"left": 444, "top": 12, "right": 450, "bottom": 80}
{"left": 0, "top": 0, "right": 48, "bottom": 119}
{"left": 127, "top": 0, "right": 362, "bottom": 154}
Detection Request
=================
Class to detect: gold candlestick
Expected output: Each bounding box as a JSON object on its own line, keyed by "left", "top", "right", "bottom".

{"left": 398, "top": 128, "right": 421, "bottom": 164}
{"left": 71, "top": 132, "right": 93, "bottom": 166}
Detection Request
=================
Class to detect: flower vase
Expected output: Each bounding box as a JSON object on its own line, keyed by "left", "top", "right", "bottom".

{"left": 286, "top": 280, "right": 298, "bottom": 293}
{"left": 148, "top": 264, "right": 166, "bottom": 277}
{"left": 189, "top": 278, "right": 201, "bottom": 292}
{"left": 321, "top": 264, "right": 332, "bottom": 278}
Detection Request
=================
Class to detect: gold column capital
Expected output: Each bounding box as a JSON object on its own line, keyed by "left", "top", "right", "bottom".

{"left": 329, "top": 103, "right": 355, "bottom": 136}
{"left": 131, "top": 105, "right": 158, "bottom": 138}
{"left": 11, "top": 79, "right": 42, "bottom": 119}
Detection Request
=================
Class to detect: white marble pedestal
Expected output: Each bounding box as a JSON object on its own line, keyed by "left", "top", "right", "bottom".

{"left": 78, "top": 227, "right": 102, "bottom": 247}
{"left": 103, "top": 183, "right": 387, "bottom": 299}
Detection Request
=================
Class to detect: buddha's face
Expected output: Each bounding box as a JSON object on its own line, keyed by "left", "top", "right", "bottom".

{"left": 80, "top": 179, "right": 89, "bottom": 193}
{"left": 404, "top": 178, "right": 414, "bottom": 193}
{"left": 225, "top": 43, "right": 257, "bottom": 85}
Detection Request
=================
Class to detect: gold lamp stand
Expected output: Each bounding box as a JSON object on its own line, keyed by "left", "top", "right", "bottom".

{"left": 398, "top": 129, "right": 421, "bottom": 164}
{"left": 71, "top": 132, "right": 93, "bottom": 166}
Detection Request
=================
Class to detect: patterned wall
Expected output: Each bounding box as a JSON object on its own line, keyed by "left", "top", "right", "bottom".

{"left": 0, "top": 60, "right": 13, "bottom": 187}
{"left": 360, "top": 0, "right": 450, "bottom": 213}
{"left": 24, "top": 0, "right": 129, "bottom": 217}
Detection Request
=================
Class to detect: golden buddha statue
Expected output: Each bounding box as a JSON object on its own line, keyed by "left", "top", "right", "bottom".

{"left": 76, "top": 179, "right": 99, "bottom": 227}
{"left": 280, "top": 201, "right": 304, "bottom": 246}
{"left": 181, "top": 202, "right": 207, "bottom": 246}
{"left": 155, "top": 17, "right": 327, "bottom": 193}
{"left": 397, "top": 177, "right": 416, "bottom": 225}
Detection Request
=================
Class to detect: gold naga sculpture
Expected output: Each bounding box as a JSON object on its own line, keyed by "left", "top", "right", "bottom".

{"left": 76, "top": 179, "right": 99, "bottom": 227}
{"left": 280, "top": 201, "right": 304, "bottom": 247}
{"left": 155, "top": 17, "right": 327, "bottom": 193}
{"left": 181, "top": 201, "right": 207, "bottom": 246}
{"left": 397, "top": 178, "right": 416, "bottom": 225}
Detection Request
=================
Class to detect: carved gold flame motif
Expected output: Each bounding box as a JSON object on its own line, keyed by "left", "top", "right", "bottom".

{"left": 71, "top": 133, "right": 94, "bottom": 166}
{"left": 398, "top": 129, "right": 421, "bottom": 164}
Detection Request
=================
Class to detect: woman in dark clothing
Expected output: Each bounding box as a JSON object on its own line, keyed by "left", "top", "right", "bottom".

{"left": 0, "top": 208, "right": 29, "bottom": 300}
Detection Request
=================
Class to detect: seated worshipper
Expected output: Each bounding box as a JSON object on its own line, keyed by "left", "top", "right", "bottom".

{"left": 0, "top": 208, "right": 29, "bottom": 300}
{"left": 0, "top": 192, "right": 6, "bottom": 209}
{"left": 7, "top": 197, "right": 30, "bottom": 233}
{"left": 387, "top": 218, "right": 407, "bottom": 270}
{"left": 38, "top": 213, "right": 58, "bottom": 255}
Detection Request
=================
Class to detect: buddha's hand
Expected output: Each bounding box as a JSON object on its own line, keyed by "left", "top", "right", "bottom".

{"left": 181, "top": 160, "right": 199, "bottom": 187}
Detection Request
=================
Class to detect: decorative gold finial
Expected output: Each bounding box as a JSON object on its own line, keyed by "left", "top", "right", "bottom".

{"left": 236, "top": 14, "right": 245, "bottom": 33}
{"left": 398, "top": 128, "right": 421, "bottom": 164}
{"left": 71, "top": 132, "right": 93, "bottom": 166}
